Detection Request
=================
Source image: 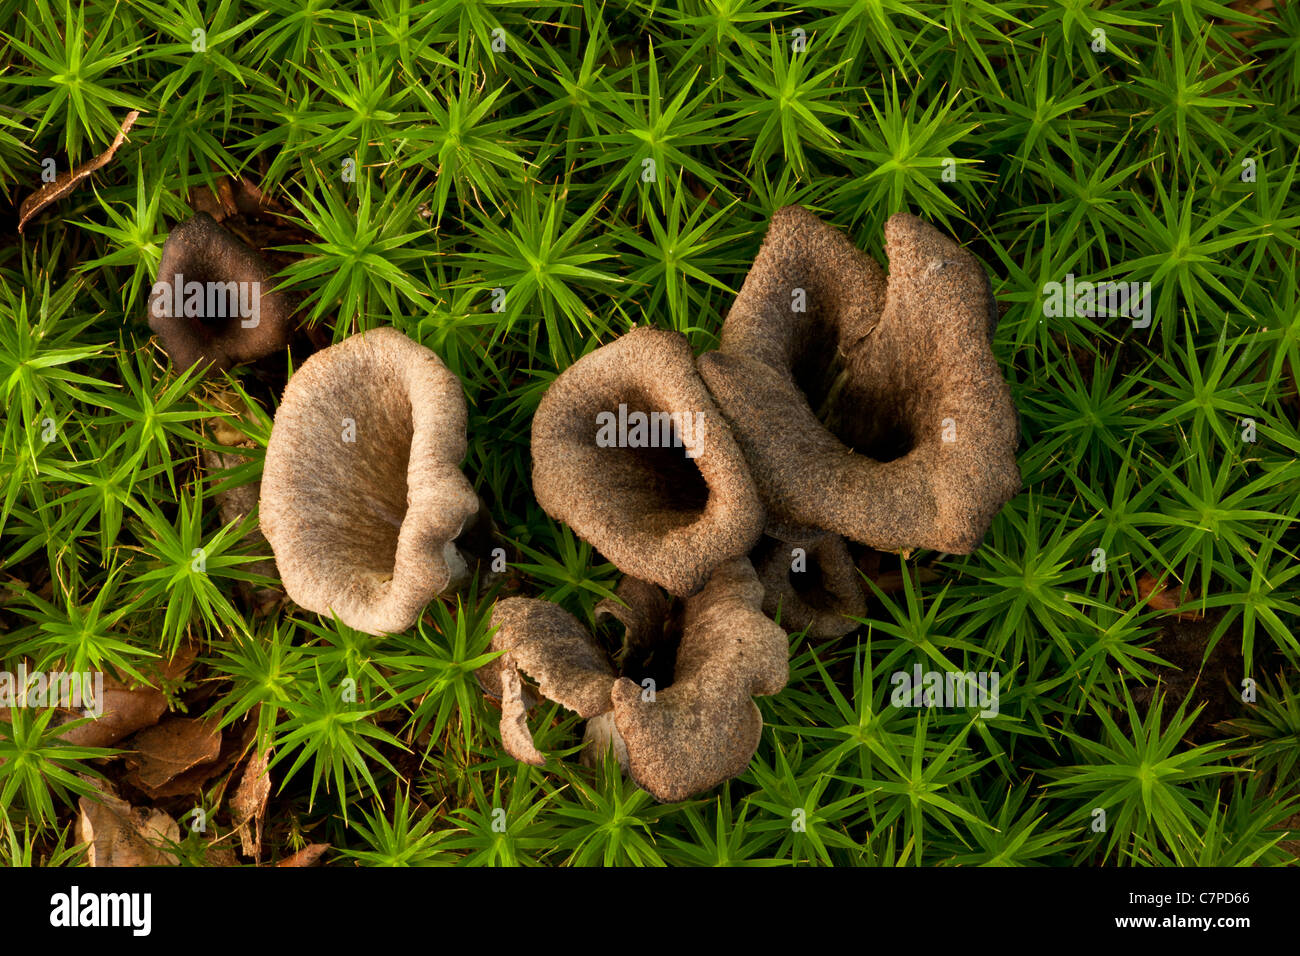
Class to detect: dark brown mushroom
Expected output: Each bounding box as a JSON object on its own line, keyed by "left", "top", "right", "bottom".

{"left": 698, "top": 206, "right": 1021, "bottom": 554}
{"left": 259, "top": 328, "right": 480, "bottom": 635}
{"left": 146, "top": 213, "right": 294, "bottom": 374}
{"left": 751, "top": 532, "right": 866, "bottom": 638}
{"left": 531, "top": 326, "right": 765, "bottom": 596}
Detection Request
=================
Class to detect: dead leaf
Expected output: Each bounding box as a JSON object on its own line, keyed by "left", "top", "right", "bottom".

{"left": 277, "top": 844, "right": 329, "bottom": 867}
{"left": 1136, "top": 574, "right": 1204, "bottom": 621}
{"left": 4, "top": 647, "right": 197, "bottom": 750}
{"left": 124, "top": 717, "right": 222, "bottom": 793}
{"left": 189, "top": 173, "right": 287, "bottom": 223}
{"left": 231, "top": 746, "right": 272, "bottom": 860}
{"left": 17, "top": 110, "right": 141, "bottom": 233}
{"left": 78, "top": 790, "right": 179, "bottom": 867}
{"left": 51, "top": 680, "right": 168, "bottom": 749}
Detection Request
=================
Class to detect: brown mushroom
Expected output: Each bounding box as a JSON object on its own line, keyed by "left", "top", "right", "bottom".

{"left": 484, "top": 597, "right": 618, "bottom": 765}
{"left": 259, "top": 327, "right": 480, "bottom": 635}
{"left": 751, "top": 532, "right": 866, "bottom": 638}
{"left": 697, "top": 206, "right": 1021, "bottom": 553}
{"left": 531, "top": 327, "right": 764, "bottom": 597}
{"left": 484, "top": 560, "right": 788, "bottom": 801}
{"left": 147, "top": 213, "right": 295, "bottom": 374}
{"left": 610, "top": 557, "right": 789, "bottom": 802}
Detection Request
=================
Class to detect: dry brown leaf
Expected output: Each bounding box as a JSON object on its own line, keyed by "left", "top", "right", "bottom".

{"left": 9, "top": 647, "right": 197, "bottom": 750}
{"left": 125, "top": 717, "right": 223, "bottom": 793}
{"left": 277, "top": 844, "right": 329, "bottom": 867}
{"left": 204, "top": 844, "right": 240, "bottom": 867}
{"left": 231, "top": 746, "right": 273, "bottom": 859}
{"left": 52, "top": 680, "right": 168, "bottom": 749}
{"left": 189, "top": 173, "right": 286, "bottom": 223}
{"left": 78, "top": 791, "right": 179, "bottom": 867}
{"left": 1136, "top": 574, "right": 1204, "bottom": 621}
{"left": 17, "top": 110, "right": 141, "bottom": 233}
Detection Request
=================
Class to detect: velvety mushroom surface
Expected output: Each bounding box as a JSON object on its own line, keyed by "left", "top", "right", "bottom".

{"left": 485, "top": 597, "right": 619, "bottom": 766}
{"left": 482, "top": 562, "right": 789, "bottom": 801}
{"left": 531, "top": 327, "right": 764, "bottom": 596}
{"left": 751, "top": 532, "right": 866, "bottom": 638}
{"left": 260, "top": 327, "right": 480, "bottom": 635}
{"left": 146, "top": 213, "right": 294, "bottom": 374}
{"left": 698, "top": 207, "right": 1021, "bottom": 553}
{"left": 610, "top": 557, "right": 789, "bottom": 802}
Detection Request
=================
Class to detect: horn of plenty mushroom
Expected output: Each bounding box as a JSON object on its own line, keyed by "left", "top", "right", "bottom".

{"left": 750, "top": 531, "right": 866, "bottom": 638}
{"left": 530, "top": 326, "right": 765, "bottom": 597}
{"left": 486, "top": 558, "right": 788, "bottom": 801}
{"left": 697, "top": 206, "right": 1021, "bottom": 554}
{"left": 147, "top": 213, "right": 295, "bottom": 374}
{"left": 259, "top": 327, "right": 481, "bottom": 635}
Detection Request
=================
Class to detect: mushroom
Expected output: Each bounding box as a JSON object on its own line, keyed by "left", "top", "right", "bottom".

{"left": 750, "top": 532, "right": 866, "bottom": 638}
{"left": 608, "top": 558, "right": 788, "bottom": 802}
{"left": 531, "top": 326, "right": 765, "bottom": 596}
{"left": 485, "top": 558, "right": 788, "bottom": 802}
{"left": 259, "top": 327, "right": 481, "bottom": 635}
{"left": 146, "top": 212, "right": 295, "bottom": 374}
{"left": 481, "top": 598, "right": 618, "bottom": 766}
{"left": 697, "top": 206, "right": 1021, "bottom": 554}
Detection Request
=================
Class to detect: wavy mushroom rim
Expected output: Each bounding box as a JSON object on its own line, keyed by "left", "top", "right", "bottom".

{"left": 609, "top": 557, "right": 790, "bottom": 802}
{"left": 531, "top": 326, "right": 765, "bottom": 596}
{"left": 699, "top": 209, "right": 1022, "bottom": 554}
{"left": 260, "top": 327, "right": 480, "bottom": 635}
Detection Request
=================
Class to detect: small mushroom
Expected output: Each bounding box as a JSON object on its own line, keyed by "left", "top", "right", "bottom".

{"left": 146, "top": 213, "right": 295, "bottom": 374}
{"left": 610, "top": 557, "right": 788, "bottom": 802}
{"left": 531, "top": 327, "right": 764, "bottom": 596}
{"left": 595, "top": 575, "right": 672, "bottom": 673}
{"left": 698, "top": 206, "right": 1021, "bottom": 553}
{"left": 259, "top": 327, "right": 480, "bottom": 635}
{"left": 486, "top": 597, "right": 618, "bottom": 768}
{"left": 751, "top": 532, "right": 866, "bottom": 638}
{"left": 484, "top": 559, "right": 788, "bottom": 801}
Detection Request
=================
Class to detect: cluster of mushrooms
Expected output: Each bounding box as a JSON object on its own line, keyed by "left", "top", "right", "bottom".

{"left": 147, "top": 205, "right": 1022, "bottom": 803}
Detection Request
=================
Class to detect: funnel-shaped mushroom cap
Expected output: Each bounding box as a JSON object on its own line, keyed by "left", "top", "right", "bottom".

{"left": 715, "top": 205, "right": 889, "bottom": 375}
{"left": 485, "top": 597, "right": 618, "bottom": 765}
{"left": 610, "top": 557, "right": 788, "bottom": 802}
{"left": 698, "top": 207, "right": 1021, "bottom": 553}
{"left": 752, "top": 533, "right": 866, "bottom": 638}
{"left": 532, "top": 327, "right": 764, "bottom": 596}
{"left": 260, "top": 327, "right": 480, "bottom": 635}
{"left": 147, "top": 213, "right": 294, "bottom": 373}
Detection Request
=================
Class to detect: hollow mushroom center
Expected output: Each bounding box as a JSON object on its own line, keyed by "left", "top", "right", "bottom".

{"left": 302, "top": 378, "right": 414, "bottom": 582}
{"left": 592, "top": 392, "right": 710, "bottom": 524}
{"left": 172, "top": 266, "right": 252, "bottom": 338}
{"left": 790, "top": 313, "right": 917, "bottom": 464}
{"left": 789, "top": 554, "right": 835, "bottom": 609}
{"left": 601, "top": 608, "right": 682, "bottom": 693}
